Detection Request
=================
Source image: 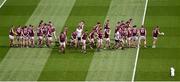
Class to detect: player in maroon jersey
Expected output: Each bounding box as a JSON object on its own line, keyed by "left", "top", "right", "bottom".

{"left": 22, "top": 26, "right": 29, "bottom": 47}
{"left": 127, "top": 27, "right": 132, "bottom": 47}
{"left": 88, "top": 30, "right": 95, "bottom": 49}
{"left": 94, "top": 22, "right": 102, "bottom": 33}
{"left": 59, "top": 32, "right": 66, "bottom": 53}
{"left": 46, "top": 24, "right": 56, "bottom": 47}
{"left": 63, "top": 26, "right": 68, "bottom": 44}
{"left": 152, "top": 26, "right": 164, "bottom": 48}
{"left": 70, "top": 31, "right": 77, "bottom": 47}
{"left": 42, "top": 23, "right": 48, "bottom": 43}
{"left": 27, "top": 25, "right": 34, "bottom": 47}
{"left": 9, "top": 26, "right": 16, "bottom": 47}
{"left": 131, "top": 25, "right": 138, "bottom": 47}
{"left": 81, "top": 30, "right": 88, "bottom": 54}
{"left": 104, "top": 28, "right": 111, "bottom": 49}
{"left": 139, "top": 25, "right": 147, "bottom": 48}
{"left": 97, "top": 30, "right": 103, "bottom": 51}
{"left": 16, "top": 25, "right": 22, "bottom": 47}
{"left": 37, "top": 24, "right": 43, "bottom": 48}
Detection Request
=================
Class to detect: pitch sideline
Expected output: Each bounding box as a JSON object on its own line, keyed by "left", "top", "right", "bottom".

{"left": 0, "top": 0, "right": 6, "bottom": 8}
{"left": 86, "top": 0, "right": 146, "bottom": 81}
{"left": 131, "top": 0, "right": 149, "bottom": 81}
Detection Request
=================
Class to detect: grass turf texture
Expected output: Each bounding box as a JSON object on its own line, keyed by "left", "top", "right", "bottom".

{"left": 0, "top": 0, "right": 75, "bottom": 81}
{"left": 85, "top": 0, "right": 145, "bottom": 81}
{"left": 0, "top": 0, "right": 40, "bottom": 64}
{"left": 135, "top": 0, "right": 180, "bottom": 81}
{"left": 38, "top": 0, "right": 112, "bottom": 81}
{"left": 0, "top": 0, "right": 179, "bottom": 81}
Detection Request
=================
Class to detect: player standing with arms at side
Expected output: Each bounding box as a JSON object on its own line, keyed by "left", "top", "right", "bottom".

{"left": 131, "top": 25, "right": 138, "bottom": 47}
{"left": 46, "top": 22, "right": 56, "bottom": 47}
{"left": 28, "top": 25, "right": 35, "bottom": 48}
{"left": 59, "top": 32, "right": 66, "bottom": 54}
{"left": 16, "top": 25, "right": 22, "bottom": 47}
{"left": 9, "top": 26, "right": 16, "bottom": 47}
{"left": 88, "top": 29, "right": 95, "bottom": 49}
{"left": 76, "top": 26, "right": 83, "bottom": 47}
{"left": 152, "top": 26, "right": 164, "bottom": 48}
{"left": 104, "top": 19, "right": 111, "bottom": 49}
{"left": 139, "top": 25, "right": 147, "bottom": 48}
{"left": 97, "top": 29, "right": 103, "bottom": 51}
{"left": 37, "top": 24, "right": 44, "bottom": 48}
{"left": 70, "top": 31, "right": 77, "bottom": 47}
{"left": 23, "top": 26, "right": 29, "bottom": 48}
{"left": 81, "top": 30, "right": 88, "bottom": 54}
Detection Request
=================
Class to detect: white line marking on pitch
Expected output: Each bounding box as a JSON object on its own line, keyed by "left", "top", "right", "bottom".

{"left": 131, "top": 0, "right": 149, "bottom": 82}
{"left": 0, "top": 0, "right": 7, "bottom": 8}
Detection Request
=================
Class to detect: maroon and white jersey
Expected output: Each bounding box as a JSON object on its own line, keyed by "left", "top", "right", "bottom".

{"left": 47, "top": 26, "right": 55, "bottom": 37}
{"left": 119, "top": 29, "right": 124, "bottom": 37}
{"left": 9, "top": 29, "right": 14, "bottom": 36}
{"left": 28, "top": 27, "right": 34, "bottom": 37}
{"left": 23, "top": 27, "right": 29, "bottom": 36}
{"left": 97, "top": 31, "right": 103, "bottom": 39}
{"left": 104, "top": 23, "right": 110, "bottom": 29}
{"left": 42, "top": 25, "right": 48, "bottom": 35}
{"left": 127, "top": 29, "right": 132, "bottom": 37}
{"left": 153, "top": 28, "right": 159, "bottom": 37}
{"left": 94, "top": 25, "right": 100, "bottom": 33}
{"left": 89, "top": 31, "right": 95, "bottom": 39}
{"left": 82, "top": 32, "right": 87, "bottom": 40}
{"left": 139, "top": 28, "right": 146, "bottom": 36}
{"left": 37, "top": 27, "right": 43, "bottom": 36}
{"left": 59, "top": 33, "right": 66, "bottom": 42}
{"left": 16, "top": 27, "right": 21, "bottom": 36}
{"left": 132, "top": 28, "right": 138, "bottom": 36}
{"left": 71, "top": 32, "right": 77, "bottom": 39}
{"left": 104, "top": 29, "right": 110, "bottom": 38}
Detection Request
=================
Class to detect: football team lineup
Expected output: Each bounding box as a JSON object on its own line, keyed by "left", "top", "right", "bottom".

{"left": 0, "top": 0, "right": 180, "bottom": 81}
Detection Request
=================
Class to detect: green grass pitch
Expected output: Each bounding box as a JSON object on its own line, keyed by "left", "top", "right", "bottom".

{"left": 0, "top": 0, "right": 180, "bottom": 81}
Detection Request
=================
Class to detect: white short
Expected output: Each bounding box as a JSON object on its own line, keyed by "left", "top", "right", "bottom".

{"left": 23, "top": 36, "right": 29, "bottom": 40}
{"left": 127, "top": 37, "right": 132, "bottom": 41}
{"left": 30, "top": 37, "right": 34, "bottom": 40}
{"left": 60, "top": 42, "right": 65, "bottom": 47}
{"left": 81, "top": 39, "right": 86, "bottom": 45}
{"left": 139, "top": 36, "right": 146, "bottom": 40}
{"left": 153, "top": 37, "right": 158, "bottom": 40}
{"left": 47, "top": 37, "right": 53, "bottom": 41}
{"left": 90, "top": 38, "right": 94, "bottom": 42}
{"left": 9, "top": 35, "right": 14, "bottom": 40}
{"left": 38, "top": 36, "right": 43, "bottom": 40}
{"left": 132, "top": 36, "right": 138, "bottom": 41}
{"left": 98, "top": 39, "right": 103, "bottom": 44}
{"left": 105, "top": 38, "right": 110, "bottom": 42}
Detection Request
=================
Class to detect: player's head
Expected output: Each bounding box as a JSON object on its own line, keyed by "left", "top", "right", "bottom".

{"left": 97, "top": 22, "right": 101, "bottom": 25}
{"left": 61, "top": 32, "right": 64, "bottom": 34}
{"left": 133, "top": 25, "right": 137, "bottom": 28}
{"left": 141, "top": 25, "right": 144, "bottom": 28}
{"left": 129, "top": 18, "right": 133, "bottom": 21}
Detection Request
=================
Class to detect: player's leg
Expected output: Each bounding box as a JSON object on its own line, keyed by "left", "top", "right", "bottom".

{"left": 152, "top": 37, "right": 157, "bottom": 48}
{"left": 143, "top": 37, "right": 147, "bottom": 48}
{"left": 9, "top": 35, "right": 14, "bottom": 47}
{"left": 31, "top": 37, "right": 35, "bottom": 48}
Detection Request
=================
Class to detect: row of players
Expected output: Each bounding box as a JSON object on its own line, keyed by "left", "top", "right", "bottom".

{"left": 9, "top": 19, "right": 164, "bottom": 53}
{"left": 9, "top": 21, "right": 56, "bottom": 48}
